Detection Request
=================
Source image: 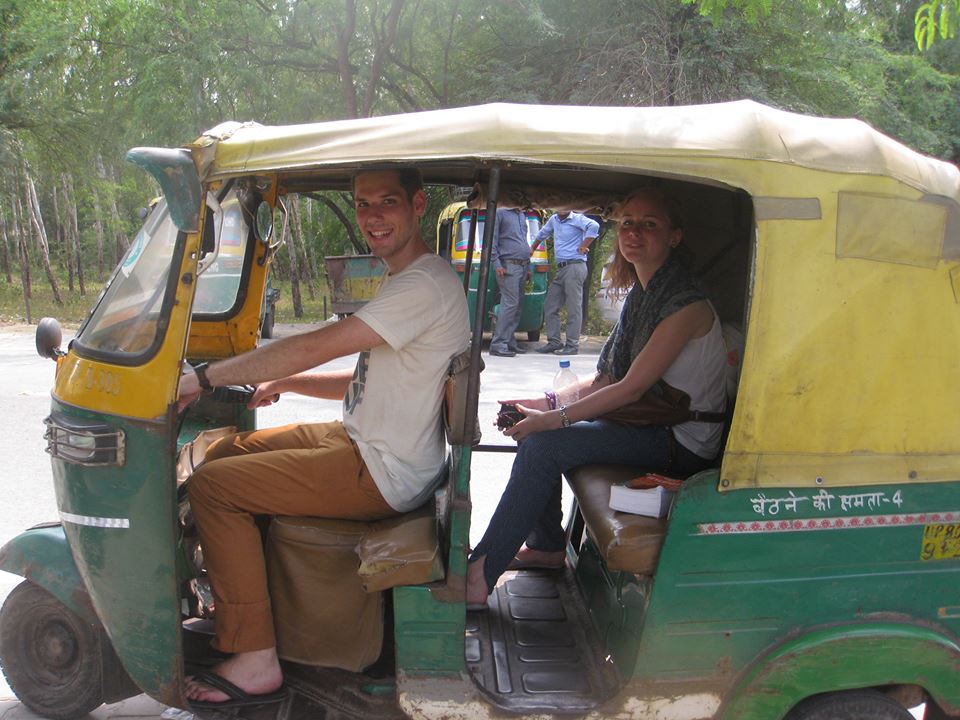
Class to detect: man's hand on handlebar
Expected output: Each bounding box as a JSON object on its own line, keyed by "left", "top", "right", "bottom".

{"left": 249, "top": 381, "right": 282, "bottom": 409}
{"left": 178, "top": 364, "right": 202, "bottom": 412}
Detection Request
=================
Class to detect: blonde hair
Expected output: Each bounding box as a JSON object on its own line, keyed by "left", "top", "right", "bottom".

{"left": 606, "top": 187, "right": 683, "bottom": 295}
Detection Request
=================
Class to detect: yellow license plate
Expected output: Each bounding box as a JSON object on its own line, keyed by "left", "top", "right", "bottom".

{"left": 921, "top": 523, "right": 960, "bottom": 561}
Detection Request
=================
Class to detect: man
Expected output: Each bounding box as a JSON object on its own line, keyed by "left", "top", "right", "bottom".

{"left": 488, "top": 206, "right": 531, "bottom": 357}
{"left": 533, "top": 211, "right": 600, "bottom": 355}
{"left": 177, "top": 168, "right": 469, "bottom": 707}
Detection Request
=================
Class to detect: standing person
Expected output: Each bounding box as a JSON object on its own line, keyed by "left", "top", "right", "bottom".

{"left": 177, "top": 168, "right": 469, "bottom": 708}
{"left": 489, "top": 207, "right": 532, "bottom": 357}
{"left": 533, "top": 211, "right": 600, "bottom": 355}
{"left": 466, "top": 187, "right": 726, "bottom": 606}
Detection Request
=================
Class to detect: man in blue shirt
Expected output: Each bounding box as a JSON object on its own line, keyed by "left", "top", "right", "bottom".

{"left": 532, "top": 211, "right": 600, "bottom": 355}
{"left": 489, "top": 207, "right": 532, "bottom": 357}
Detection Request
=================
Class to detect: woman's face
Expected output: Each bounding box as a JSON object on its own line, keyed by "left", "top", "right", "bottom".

{"left": 616, "top": 193, "right": 681, "bottom": 270}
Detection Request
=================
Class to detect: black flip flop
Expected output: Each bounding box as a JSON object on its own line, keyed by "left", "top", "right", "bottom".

{"left": 188, "top": 671, "right": 287, "bottom": 710}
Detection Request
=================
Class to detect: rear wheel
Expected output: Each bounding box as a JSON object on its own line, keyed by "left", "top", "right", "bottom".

{"left": 527, "top": 330, "right": 541, "bottom": 342}
{"left": 0, "top": 581, "right": 106, "bottom": 720}
{"left": 786, "top": 689, "right": 915, "bottom": 720}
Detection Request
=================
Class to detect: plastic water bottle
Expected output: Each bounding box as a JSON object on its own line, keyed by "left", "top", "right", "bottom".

{"left": 553, "top": 360, "right": 580, "bottom": 406}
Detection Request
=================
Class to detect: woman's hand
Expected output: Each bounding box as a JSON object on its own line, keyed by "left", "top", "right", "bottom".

{"left": 503, "top": 404, "right": 563, "bottom": 441}
{"left": 498, "top": 395, "right": 551, "bottom": 413}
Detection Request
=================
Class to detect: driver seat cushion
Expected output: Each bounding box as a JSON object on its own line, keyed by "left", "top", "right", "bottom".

{"left": 566, "top": 464, "right": 668, "bottom": 575}
{"left": 265, "top": 498, "right": 442, "bottom": 670}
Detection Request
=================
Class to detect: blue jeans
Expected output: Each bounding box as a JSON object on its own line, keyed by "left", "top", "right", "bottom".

{"left": 470, "top": 420, "right": 713, "bottom": 591}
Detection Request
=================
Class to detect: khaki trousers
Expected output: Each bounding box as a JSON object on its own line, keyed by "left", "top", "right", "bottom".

{"left": 187, "top": 421, "right": 399, "bottom": 653}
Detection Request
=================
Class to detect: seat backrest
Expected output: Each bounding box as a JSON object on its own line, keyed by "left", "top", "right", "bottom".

{"left": 443, "top": 348, "right": 483, "bottom": 446}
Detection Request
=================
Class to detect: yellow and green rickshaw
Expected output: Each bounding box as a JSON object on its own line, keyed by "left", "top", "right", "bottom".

{"left": 436, "top": 201, "right": 550, "bottom": 341}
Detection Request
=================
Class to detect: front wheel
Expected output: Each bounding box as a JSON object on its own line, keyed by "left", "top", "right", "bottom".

{"left": 0, "top": 581, "right": 108, "bottom": 719}
{"left": 785, "top": 689, "right": 915, "bottom": 720}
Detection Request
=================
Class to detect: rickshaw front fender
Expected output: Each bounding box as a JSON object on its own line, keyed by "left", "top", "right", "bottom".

{"left": 718, "top": 622, "right": 960, "bottom": 720}
{"left": 0, "top": 524, "right": 99, "bottom": 626}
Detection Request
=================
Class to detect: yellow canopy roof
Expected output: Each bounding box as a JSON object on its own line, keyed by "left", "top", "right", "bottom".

{"left": 193, "top": 100, "right": 960, "bottom": 202}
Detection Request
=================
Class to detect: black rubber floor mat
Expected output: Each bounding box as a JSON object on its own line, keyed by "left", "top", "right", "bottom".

{"left": 466, "top": 569, "right": 620, "bottom": 713}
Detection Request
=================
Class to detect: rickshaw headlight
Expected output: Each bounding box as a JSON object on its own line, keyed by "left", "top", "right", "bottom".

{"left": 44, "top": 414, "right": 125, "bottom": 466}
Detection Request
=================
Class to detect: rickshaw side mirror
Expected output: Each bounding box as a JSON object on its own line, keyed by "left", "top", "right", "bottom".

{"left": 256, "top": 201, "right": 274, "bottom": 246}
{"left": 36, "top": 317, "right": 64, "bottom": 360}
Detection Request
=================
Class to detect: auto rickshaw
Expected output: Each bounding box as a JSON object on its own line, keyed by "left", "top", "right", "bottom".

{"left": 1, "top": 100, "right": 959, "bottom": 720}
{"left": 436, "top": 202, "right": 550, "bottom": 341}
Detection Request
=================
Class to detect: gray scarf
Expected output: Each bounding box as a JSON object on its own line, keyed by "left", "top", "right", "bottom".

{"left": 597, "top": 252, "right": 707, "bottom": 381}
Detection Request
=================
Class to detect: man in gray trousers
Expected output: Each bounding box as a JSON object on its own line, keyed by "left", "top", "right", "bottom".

{"left": 533, "top": 211, "right": 600, "bottom": 355}
{"left": 489, "top": 207, "right": 532, "bottom": 357}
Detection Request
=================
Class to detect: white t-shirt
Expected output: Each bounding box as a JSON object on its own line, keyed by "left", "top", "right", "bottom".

{"left": 661, "top": 309, "right": 727, "bottom": 460}
{"left": 343, "top": 253, "right": 469, "bottom": 511}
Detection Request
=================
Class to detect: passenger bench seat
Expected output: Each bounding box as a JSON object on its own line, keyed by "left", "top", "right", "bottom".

{"left": 566, "top": 464, "right": 668, "bottom": 575}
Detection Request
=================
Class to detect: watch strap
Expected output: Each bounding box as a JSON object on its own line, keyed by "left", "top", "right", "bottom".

{"left": 194, "top": 362, "right": 214, "bottom": 392}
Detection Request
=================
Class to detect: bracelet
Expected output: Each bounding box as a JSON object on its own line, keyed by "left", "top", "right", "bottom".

{"left": 544, "top": 390, "right": 557, "bottom": 410}
{"left": 558, "top": 405, "right": 571, "bottom": 428}
{"left": 193, "top": 362, "right": 214, "bottom": 392}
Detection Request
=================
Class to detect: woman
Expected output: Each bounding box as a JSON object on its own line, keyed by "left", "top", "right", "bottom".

{"left": 466, "top": 187, "right": 728, "bottom": 607}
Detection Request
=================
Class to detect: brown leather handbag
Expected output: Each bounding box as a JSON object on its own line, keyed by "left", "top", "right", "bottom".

{"left": 600, "top": 380, "right": 725, "bottom": 427}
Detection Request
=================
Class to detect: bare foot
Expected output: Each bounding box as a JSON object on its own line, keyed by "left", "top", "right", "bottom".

{"left": 466, "top": 556, "right": 490, "bottom": 606}
{"left": 511, "top": 546, "right": 565, "bottom": 568}
{"left": 184, "top": 647, "right": 283, "bottom": 703}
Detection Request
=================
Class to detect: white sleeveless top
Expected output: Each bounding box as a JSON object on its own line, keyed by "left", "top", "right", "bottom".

{"left": 661, "top": 308, "right": 727, "bottom": 460}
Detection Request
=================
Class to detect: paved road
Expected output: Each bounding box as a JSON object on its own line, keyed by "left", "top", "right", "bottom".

{"left": 0, "top": 323, "right": 600, "bottom": 710}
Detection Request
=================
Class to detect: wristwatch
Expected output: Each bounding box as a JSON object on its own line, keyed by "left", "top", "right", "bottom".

{"left": 193, "top": 362, "right": 214, "bottom": 392}
{"left": 558, "top": 405, "right": 571, "bottom": 428}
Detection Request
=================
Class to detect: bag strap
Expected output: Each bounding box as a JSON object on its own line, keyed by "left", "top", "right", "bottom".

{"left": 687, "top": 408, "right": 726, "bottom": 423}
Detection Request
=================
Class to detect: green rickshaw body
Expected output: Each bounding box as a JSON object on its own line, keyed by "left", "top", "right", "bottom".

{"left": 436, "top": 203, "right": 549, "bottom": 339}
{"left": 2, "top": 101, "right": 960, "bottom": 720}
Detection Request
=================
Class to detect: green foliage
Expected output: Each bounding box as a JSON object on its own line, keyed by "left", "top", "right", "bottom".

{"left": 682, "top": 0, "right": 774, "bottom": 24}
{"left": 1, "top": 0, "right": 959, "bottom": 326}
{"left": 915, "top": 1, "right": 960, "bottom": 49}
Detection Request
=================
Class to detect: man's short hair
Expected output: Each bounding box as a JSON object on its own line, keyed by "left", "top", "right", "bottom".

{"left": 352, "top": 166, "right": 424, "bottom": 201}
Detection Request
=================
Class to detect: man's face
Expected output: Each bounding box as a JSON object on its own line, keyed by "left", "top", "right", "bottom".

{"left": 558, "top": 211, "right": 571, "bottom": 219}
{"left": 354, "top": 171, "right": 427, "bottom": 268}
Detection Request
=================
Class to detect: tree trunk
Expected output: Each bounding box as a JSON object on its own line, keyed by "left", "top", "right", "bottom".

{"left": 51, "top": 182, "right": 73, "bottom": 291}
{"left": 13, "top": 193, "right": 32, "bottom": 320}
{"left": 93, "top": 157, "right": 107, "bottom": 279}
{"left": 336, "top": 1, "right": 359, "bottom": 118}
{"left": 288, "top": 195, "right": 316, "bottom": 300}
{"left": 61, "top": 174, "right": 85, "bottom": 296}
{"left": 360, "top": 0, "right": 405, "bottom": 117}
{"left": 280, "top": 214, "right": 303, "bottom": 318}
{"left": 306, "top": 192, "right": 366, "bottom": 254}
{"left": 300, "top": 197, "right": 320, "bottom": 291}
{"left": 0, "top": 210, "right": 12, "bottom": 283}
{"left": 22, "top": 164, "right": 64, "bottom": 305}
{"left": 98, "top": 157, "right": 129, "bottom": 266}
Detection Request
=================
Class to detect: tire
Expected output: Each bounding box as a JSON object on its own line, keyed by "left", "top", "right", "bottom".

{"left": 785, "top": 689, "right": 915, "bottom": 720}
{"left": 0, "top": 581, "right": 107, "bottom": 720}
{"left": 527, "top": 330, "right": 541, "bottom": 342}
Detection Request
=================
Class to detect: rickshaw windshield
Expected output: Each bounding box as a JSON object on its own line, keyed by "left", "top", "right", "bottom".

{"left": 455, "top": 210, "right": 542, "bottom": 258}
{"left": 192, "top": 192, "right": 249, "bottom": 316}
{"left": 74, "top": 198, "right": 181, "bottom": 361}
